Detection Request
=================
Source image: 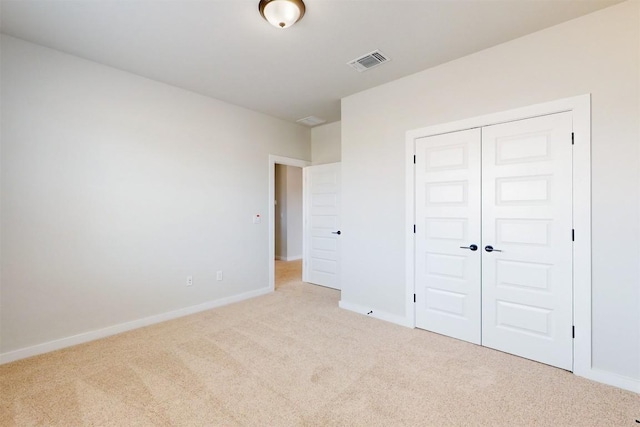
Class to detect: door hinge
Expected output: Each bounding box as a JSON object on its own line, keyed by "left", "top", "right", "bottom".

{"left": 571, "top": 132, "right": 574, "bottom": 145}
{"left": 572, "top": 325, "right": 575, "bottom": 338}
{"left": 413, "top": 155, "right": 416, "bottom": 164}
{"left": 414, "top": 294, "right": 416, "bottom": 303}
{"left": 572, "top": 229, "right": 575, "bottom": 241}
{"left": 413, "top": 224, "right": 416, "bottom": 234}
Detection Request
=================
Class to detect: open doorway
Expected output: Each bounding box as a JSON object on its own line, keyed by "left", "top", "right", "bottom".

{"left": 268, "top": 155, "right": 310, "bottom": 292}
{"left": 274, "top": 164, "right": 303, "bottom": 290}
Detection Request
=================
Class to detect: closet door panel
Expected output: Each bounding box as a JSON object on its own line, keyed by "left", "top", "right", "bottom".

{"left": 415, "top": 128, "right": 481, "bottom": 345}
{"left": 481, "top": 112, "right": 573, "bottom": 371}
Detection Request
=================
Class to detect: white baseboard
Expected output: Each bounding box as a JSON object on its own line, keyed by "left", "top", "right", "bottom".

{"left": 0, "top": 287, "right": 273, "bottom": 365}
{"left": 339, "top": 303, "right": 639, "bottom": 394}
{"left": 4, "top": 290, "right": 637, "bottom": 395}
{"left": 339, "top": 300, "right": 413, "bottom": 328}
{"left": 580, "top": 368, "right": 640, "bottom": 394}
{"left": 276, "top": 255, "right": 302, "bottom": 261}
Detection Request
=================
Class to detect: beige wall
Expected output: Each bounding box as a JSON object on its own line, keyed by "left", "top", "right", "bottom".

{"left": 0, "top": 35, "right": 311, "bottom": 355}
{"left": 285, "top": 167, "right": 303, "bottom": 259}
{"left": 274, "top": 165, "right": 302, "bottom": 261}
{"left": 311, "top": 121, "right": 341, "bottom": 164}
{"left": 341, "top": 1, "right": 639, "bottom": 381}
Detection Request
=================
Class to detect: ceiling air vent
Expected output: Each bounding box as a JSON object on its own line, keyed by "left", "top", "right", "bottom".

{"left": 347, "top": 50, "right": 390, "bottom": 72}
{"left": 296, "top": 116, "right": 326, "bottom": 127}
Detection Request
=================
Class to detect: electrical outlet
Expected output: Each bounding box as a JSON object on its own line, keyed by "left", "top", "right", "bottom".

{"left": 216, "top": 271, "right": 223, "bottom": 281}
{"left": 187, "top": 276, "right": 193, "bottom": 286}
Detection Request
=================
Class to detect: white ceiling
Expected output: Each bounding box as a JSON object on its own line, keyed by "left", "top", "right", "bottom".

{"left": 0, "top": 0, "right": 621, "bottom": 124}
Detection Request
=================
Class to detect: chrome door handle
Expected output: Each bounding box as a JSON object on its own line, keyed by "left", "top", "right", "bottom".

{"left": 331, "top": 230, "right": 341, "bottom": 235}
{"left": 459, "top": 244, "right": 478, "bottom": 251}
{"left": 484, "top": 245, "right": 502, "bottom": 252}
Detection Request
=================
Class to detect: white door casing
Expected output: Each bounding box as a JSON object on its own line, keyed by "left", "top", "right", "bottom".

{"left": 303, "top": 163, "right": 341, "bottom": 290}
{"left": 269, "top": 155, "right": 311, "bottom": 292}
{"left": 407, "top": 95, "right": 606, "bottom": 388}
{"left": 481, "top": 112, "right": 573, "bottom": 370}
{"left": 415, "top": 129, "right": 482, "bottom": 344}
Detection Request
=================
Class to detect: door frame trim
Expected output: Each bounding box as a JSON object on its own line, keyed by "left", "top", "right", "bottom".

{"left": 268, "top": 155, "right": 311, "bottom": 292}
{"left": 405, "top": 94, "right": 591, "bottom": 378}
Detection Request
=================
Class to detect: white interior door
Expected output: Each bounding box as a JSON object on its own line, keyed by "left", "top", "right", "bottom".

{"left": 303, "top": 163, "right": 341, "bottom": 290}
{"left": 415, "top": 129, "right": 482, "bottom": 344}
{"left": 481, "top": 112, "right": 573, "bottom": 370}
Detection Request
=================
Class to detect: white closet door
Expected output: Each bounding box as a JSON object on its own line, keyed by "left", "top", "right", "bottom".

{"left": 415, "top": 128, "right": 482, "bottom": 344}
{"left": 481, "top": 112, "right": 573, "bottom": 370}
{"left": 303, "top": 163, "right": 341, "bottom": 290}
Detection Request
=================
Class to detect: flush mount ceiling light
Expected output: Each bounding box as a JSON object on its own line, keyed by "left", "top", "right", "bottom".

{"left": 258, "top": 0, "right": 305, "bottom": 29}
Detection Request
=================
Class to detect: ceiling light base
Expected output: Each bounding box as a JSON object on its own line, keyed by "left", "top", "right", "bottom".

{"left": 259, "top": 0, "right": 305, "bottom": 29}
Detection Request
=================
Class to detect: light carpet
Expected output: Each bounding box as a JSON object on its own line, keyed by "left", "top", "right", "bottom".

{"left": 1, "top": 260, "right": 638, "bottom": 426}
